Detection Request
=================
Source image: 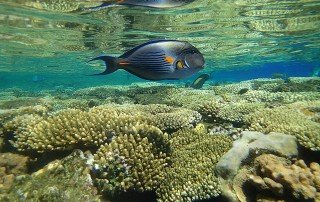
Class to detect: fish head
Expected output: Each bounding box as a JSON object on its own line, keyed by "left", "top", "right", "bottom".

{"left": 175, "top": 44, "right": 205, "bottom": 71}
{"left": 184, "top": 51, "right": 205, "bottom": 69}
{"left": 167, "top": 42, "right": 205, "bottom": 79}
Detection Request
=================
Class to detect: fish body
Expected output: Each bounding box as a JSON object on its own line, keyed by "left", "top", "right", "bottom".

{"left": 186, "top": 73, "right": 210, "bottom": 89}
{"left": 88, "top": 0, "right": 195, "bottom": 10}
{"left": 89, "top": 40, "right": 205, "bottom": 80}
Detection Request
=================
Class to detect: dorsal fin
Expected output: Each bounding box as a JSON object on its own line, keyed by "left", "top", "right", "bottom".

{"left": 120, "top": 39, "right": 182, "bottom": 58}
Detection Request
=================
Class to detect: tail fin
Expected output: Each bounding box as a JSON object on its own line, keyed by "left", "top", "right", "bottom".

{"left": 88, "top": 56, "right": 118, "bottom": 76}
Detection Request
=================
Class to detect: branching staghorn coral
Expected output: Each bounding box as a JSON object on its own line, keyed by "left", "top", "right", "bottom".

{"left": 156, "top": 128, "right": 232, "bottom": 202}
{"left": 0, "top": 105, "right": 48, "bottom": 137}
{"left": 197, "top": 101, "right": 264, "bottom": 124}
{"left": 1, "top": 114, "right": 43, "bottom": 138}
{"left": 243, "top": 90, "right": 320, "bottom": 104}
{"left": 163, "top": 89, "right": 217, "bottom": 109}
{"left": 11, "top": 108, "right": 154, "bottom": 152}
{"left": 10, "top": 104, "right": 199, "bottom": 152}
{"left": 196, "top": 100, "right": 221, "bottom": 121}
{"left": 0, "top": 105, "right": 48, "bottom": 124}
{"left": 212, "top": 81, "right": 253, "bottom": 95}
{"left": 93, "top": 133, "right": 170, "bottom": 195}
{"left": 91, "top": 104, "right": 202, "bottom": 132}
{"left": 215, "top": 102, "right": 264, "bottom": 124}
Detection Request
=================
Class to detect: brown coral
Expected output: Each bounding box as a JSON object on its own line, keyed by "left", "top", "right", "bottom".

{"left": 0, "top": 153, "right": 30, "bottom": 191}
{"left": 249, "top": 154, "right": 320, "bottom": 201}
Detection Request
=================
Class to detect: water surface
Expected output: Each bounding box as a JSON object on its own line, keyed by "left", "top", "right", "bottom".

{"left": 1, "top": 0, "right": 319, "bottom": 89}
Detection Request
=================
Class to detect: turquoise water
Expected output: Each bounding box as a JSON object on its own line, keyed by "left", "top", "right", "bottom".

{"left": 1, "top": 0, "right": 320, "bottom": 89}
{"left": 0, "top": 1, "right": 320, "bottom": 202}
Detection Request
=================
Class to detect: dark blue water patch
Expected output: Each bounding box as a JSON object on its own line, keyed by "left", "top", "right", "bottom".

{"left": 199, "top": 60, "right": 317, "bottom": 84}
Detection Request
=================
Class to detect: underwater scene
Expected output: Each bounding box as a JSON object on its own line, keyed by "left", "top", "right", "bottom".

{"left": 0, "top": 0, "right": 320, "bottom": 201}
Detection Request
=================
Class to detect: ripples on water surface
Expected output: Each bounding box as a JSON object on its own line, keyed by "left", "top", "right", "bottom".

{"left": 0, "top": 0, "right": 319, "bottom": 86}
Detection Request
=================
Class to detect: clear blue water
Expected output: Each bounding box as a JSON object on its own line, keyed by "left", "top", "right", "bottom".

{"left": 1, "top": 0, "right": 320, "bottom": 91}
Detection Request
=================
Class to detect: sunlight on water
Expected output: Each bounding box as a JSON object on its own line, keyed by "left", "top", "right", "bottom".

{"left": 0, "top": 0, "right": 320, "bottom": 74}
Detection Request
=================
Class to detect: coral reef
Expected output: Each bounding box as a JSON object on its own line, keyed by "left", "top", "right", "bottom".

{"left": 212, "top": 81, "right": 253, "bottom": 95}
{"left": 0, "top": 150, "right": 100, "bottom": 201}
{"left": 0, "top": 138, "right": 4, "bottom": 152}
{"left": 11, "top": 108, "right": 152, "bottom": 152}
{"left": 126, "top": 85, "right": 180, "bottom": 105}
{"left": 197, "top": 101, "right": 264, "bottom": 124}
{"left": 216, "top": 131, "right": 298, "bottom": 180}
{"left": 0, "top": 153, "right": 30, "bottom": 192}
{"left": 215, "top": 102, "right": 264, "bottom": 124}
{"left": 249, "top": 154, "right": 320, "bottom": 201}
{"left": 73, "top": 86, "right": 130, "bottom": 101}
{"left": 207, "top": 123, "right": 243, "bottom": 140}
{"left": 96, "top": 104, "right": 202, "bottom": 132}
{"left": 156, "top": 129, "right": 232, "bottom": 202}
{"left": 0, "top": 77, "right": 319, "bottom": 201}
{"left": 0, "top": 97, "right": 44, "bottom": 109}
{"left": 215, "top": 131, "right": 298, "bottom": 202}
{"left": 93, "top": 133, "right": 170, "bottom": 195}
{"left": 0, "top": 106, "right": 48, "bottom": 138}
{"left": 163, "top": 89, "right": 217, "bottom": 109}
{"left": 243, "top": 90, "right": 320, "bottom": 104}
{"left": 196, "top": 100, "right": 221, "bottom": 122}
{"left": 246, "top": 104, "right": 320, "bottom": 151}
{"left": 9, "top": 104, "right": 201, "bottom": 152}
{"left": 0, "top": 105, "right": 48, "bottom": 126}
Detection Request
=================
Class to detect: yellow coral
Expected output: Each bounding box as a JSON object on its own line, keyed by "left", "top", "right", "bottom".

{"left": 11, "top": 104, "right": 194, "bottom": 152}
{"left": 11, "top": 108, "right": 152, "bottom": 152}
{"left": 91, "top": 104, "right": 202, "bottom": 132}
{"left": 246, "top": 104, "right": 320, "bottom": 151}
{"left": 216, "top": 102, "right": 264, "bottom": 124}
{"left": 93, "top": 133, "right": 170, "bottom": 194}
{"left": 156, "top": 129, "right": 232, "bottom": 202}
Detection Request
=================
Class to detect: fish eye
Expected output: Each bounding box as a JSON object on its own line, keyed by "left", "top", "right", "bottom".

{"left": 189, "top": 49, "right": 197, "bottom": 54}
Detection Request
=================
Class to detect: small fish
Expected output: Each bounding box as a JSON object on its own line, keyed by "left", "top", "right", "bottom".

{"left": 185, "top": 73, "right": 210, "bottom": 89}
{"left": 89, "top": 40, "right": 205, "bottom": 80}
{"left": 238, "top": 88, "right": 249, "bottom": 95}
{"left": 86, "top": 0, "right": 195, "bottom": 10}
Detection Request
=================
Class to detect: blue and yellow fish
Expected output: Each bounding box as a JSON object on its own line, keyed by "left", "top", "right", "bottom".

{"left": 89, "top": 40, "right": 205, "bottom": 80}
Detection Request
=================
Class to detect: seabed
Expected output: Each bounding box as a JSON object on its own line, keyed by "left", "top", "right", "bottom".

{"left": 0, "top": 77, "right": 319, "bottom": 202}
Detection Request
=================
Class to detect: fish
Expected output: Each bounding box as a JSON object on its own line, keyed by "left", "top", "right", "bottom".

{"left": 238, "top": 88, "right": 249, "bottom": 95}
{"left": 185, "top": 73, "right": 210, "bottom": 89}
{"left": 85, "top": 0, "right": 195, "bottom": 11}
{"left": 88, "top": 39, "right": 205, "bottom": 80}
